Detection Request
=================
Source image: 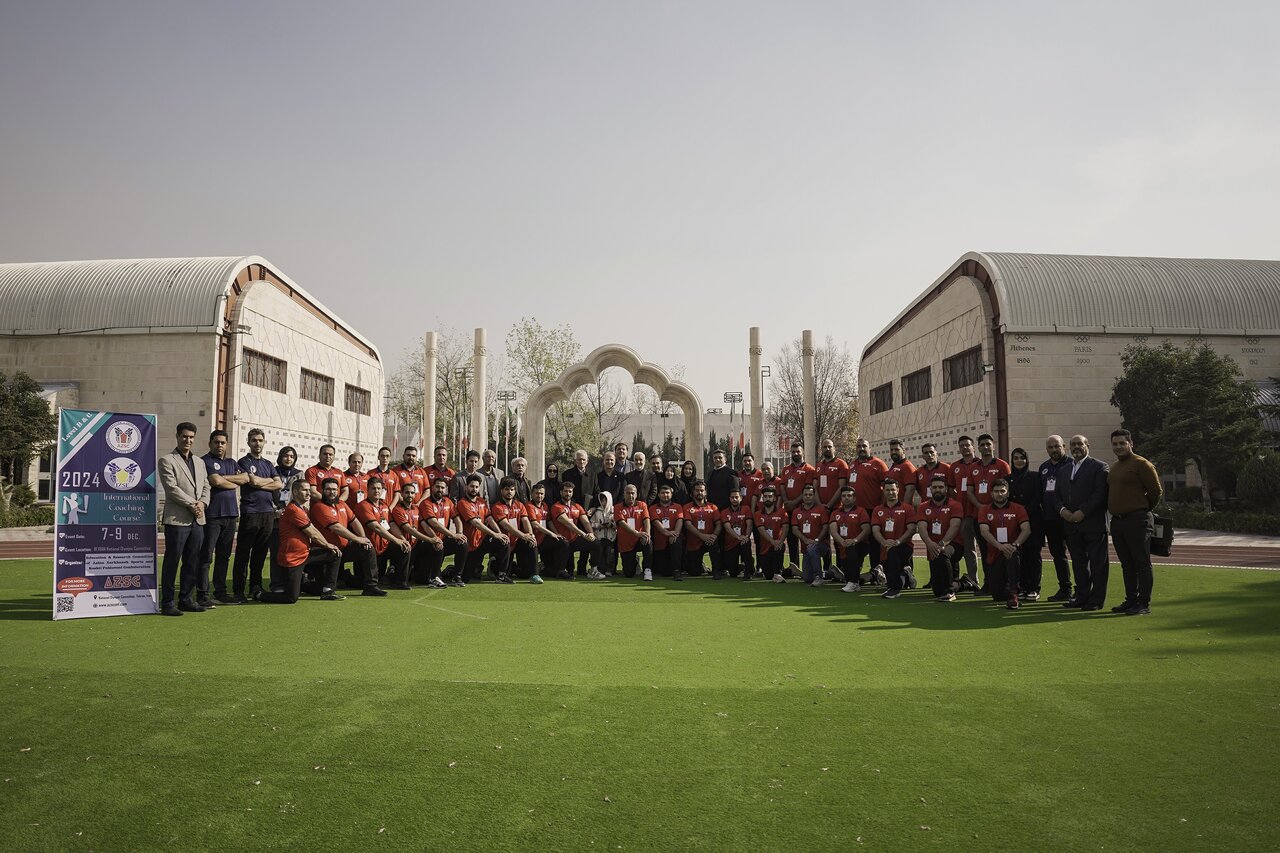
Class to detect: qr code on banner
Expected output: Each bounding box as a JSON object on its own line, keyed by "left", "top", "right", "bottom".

{"left": 56, "top": 595, "right": 75, "bottom": 614}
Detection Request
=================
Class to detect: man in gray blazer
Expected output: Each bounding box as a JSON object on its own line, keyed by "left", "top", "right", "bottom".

{"left": 157, "top": 421, "right": 211, "bottom": 616}
{"left": 1055, "top": 434, "right": 1110, "bottom": 611}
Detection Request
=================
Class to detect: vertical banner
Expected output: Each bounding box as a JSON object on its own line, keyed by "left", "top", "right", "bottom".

{"left": 53, "top": 409, "right": 159, "bottom": 620}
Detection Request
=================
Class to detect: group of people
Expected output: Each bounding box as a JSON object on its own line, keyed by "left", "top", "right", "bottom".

{"left": 156, "top": 426, "right": 1163, "bottom": 618}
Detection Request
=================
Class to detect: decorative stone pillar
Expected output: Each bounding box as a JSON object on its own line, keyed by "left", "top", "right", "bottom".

{"left": 471, "top": 328, "right": 487, "bottom": 453}
{"left": 749, "top": 327, "right": 764, "bottom": 459}
{"left": 802, "top": 329, "right": 816, "bottom": 463}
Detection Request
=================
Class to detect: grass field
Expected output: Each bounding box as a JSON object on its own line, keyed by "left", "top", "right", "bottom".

{"left": 1, "top": 558, "right": 1278, "bottom": 852}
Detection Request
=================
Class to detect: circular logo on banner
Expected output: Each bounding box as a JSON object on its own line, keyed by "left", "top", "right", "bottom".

{"left": 105, "top": 457, "right": 142, "bottom": 491}
{"left": 105, "top": 421, "right": 141, "bottom": 453}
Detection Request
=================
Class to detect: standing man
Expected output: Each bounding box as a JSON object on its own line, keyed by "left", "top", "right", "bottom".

{"left": 849, "top": 437, "right": 889, "bottom": 514}
{"left": 626, "top": 452, "right": 648, "bottom": 498}
{"left": 232, "top": 428, "right": 282, "bottom": 603}
{"left": 705, "top": 449, "right": 740, "bottom": 516}
{"left": 562, "top": 449, "right": 598, "bottom": 511}
{"left": 1056, "top": 435, "right": 1110, "bottom": 611}
{"left": 424, "top": 445, "right": 454, "bottom": 499}
{"left": 871, "top": 480, "right": 916, "bottom": 600}
{"left": 509, "top": 456, "right": 534, "bottom": 502}
{"left": 451, "top": 450, "right": 483, "bottom": 502}
{"left": 917, "top": 474, "right": 964, "bottom": 602}
{"left": 754, "top": 484, "right": 791, "bottom": 583}
{"left": 885, "top": 439, "right": 918, "bottom": 505}
{"left": 341, "top": 452, "right": 369, "bottom": 516}
{"left": 613, "top": 441, "right": 633, "bottom": 475}
{"left": 1038, "top": 435, "right": 1075, "bottom": 602}
{"left": 478, "top": 448, "right": 504, "bottom": 504}
{"left": 305, "top": 444, "right": 345, "bottom": 501}
{"left": 157, "top": 422, "right": 210, "bottom": 615}
{"left": 366, "top": 447, "right": 401, "bottom": 508}
{"left": 979, "top": 479, "right": 1031, "bottom": 608}
{"left": 913, "top": 443, "right": 952, "bottom": 508}
{"left": 951, "top": 435, "right": 980, "bottom": 590}
{"left": 781, "top": 441, "right": 816, "bottom": 573}
{"left": 596, "top": 451, "right": 627, "bottom": 509}
{"left": 396, "top": 446, "right": 429, "bottom": 507}
{"left": 814, "top": 439, "right": 850, "bottom": 511}
{"left": 202, "top": 429, "right": 249, "bottom": 607}
{"left": 1108, "top": 429, "right": 1162, "bottom": 615}
{"left": 257, "top": 479, "right": 343, "bottom": 604}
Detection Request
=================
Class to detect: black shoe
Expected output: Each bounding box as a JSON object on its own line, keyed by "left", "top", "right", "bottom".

{"left": 320, "top": 592, "right": 346, "bottom": 601}
{"left": 214, "top": 592, "right": 238, "bottom": 605}
{"left": 556, "top": 569, "right": 572, "bottom": 580}
{"left": 1047, "top": 588, "right": 1072, "bottom": 602}
{"left": 1080, "top": 603, "right": 1101, "bottom": 611}
{"left": 498, "top": 574, "right": 515, "bottom": 584}
{"left": 1125, "top": 603, "right": 1151, "bottom": 616}
{"left": 233, "top": 594, "right": 250, "bottom": 605}
{"left": 448, "top": 578, "right": 467, "bottom": 587}
{"left": 362, "top": 586, "right": 388, "bottom": 597}
{"left": 394, "top": 583, "right": 412, "bottom": 590}
{"left": 160, "top": 604, "right": 183, "bottom": 617}
{"left": 673, "top": 572, "right": 685, "bottom": 582}
{"left": 195, "top": 597, "right": 217, "bottom": 609}
{"left": 177, "top": 600, "right": 205, "bottom": 613}
{"left": 1062, "top": 598, "right": 1085, "bottom": 608}
{"left": 712, "top": 571, "right": 723, "bottom": 580}
{"left": 249, "top": 585, "right": 264, "bottom": 599}
{"left": 1111, "top": 600, "right": 1136, "bottom": 614}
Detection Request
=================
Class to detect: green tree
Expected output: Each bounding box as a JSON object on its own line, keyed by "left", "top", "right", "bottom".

{"left": 505, "top": 318, "right": 598, "bottom": 466}
{"left": 632, "top": 430, "right": 647, "bottom": 457}
{"left": 0, "top": 371, "right": 57, "bottom": 518}
{"left": 1111, "top": 341, "right": 1266, "bottom": 511}
{"left": 1236, "top": 450, "right": 1280, "bottom": 511}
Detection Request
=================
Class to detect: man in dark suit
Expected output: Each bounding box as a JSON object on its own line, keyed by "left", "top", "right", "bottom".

{"left": 157, "top": 421, "right": 211, "bottom": 616}
{"left": 1055, "top": 434, "right": 1110, "bottom": 611}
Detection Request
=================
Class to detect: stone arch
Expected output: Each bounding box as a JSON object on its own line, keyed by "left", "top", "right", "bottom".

{"left": 523, "top": 344, "right": 703, "bottom": 477}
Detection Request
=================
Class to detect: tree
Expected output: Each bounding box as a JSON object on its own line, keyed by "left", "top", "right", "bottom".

{"left": 582, "top": 370, "right": 628, "bottom": 454}
{"left": 384, "top": 328, "right": 483, "bottom": 461}
{"left": 631, "top": 362, "right": 687, "bottom": 415}
{"left": 1237, "top": 450, "right": 1280, "bottom": 511}
{"left": 505, "top": 318, "right": 598, "bottom": 466}
{"left": 0, "top": 371, "right": 57, "bottom": 517}
{"left": 631, "top": 430, "right": 647, "bottom": 456}
{"left": 1111, "top": 341, "right": 1267, "bottom": 511}
{"left": 765, "top": 335, "right": 859, "bottom": 455}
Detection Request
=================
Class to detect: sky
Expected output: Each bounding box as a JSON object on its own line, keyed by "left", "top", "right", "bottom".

{"left": 2, "top": 0, "right": 1278, "bottom": 405}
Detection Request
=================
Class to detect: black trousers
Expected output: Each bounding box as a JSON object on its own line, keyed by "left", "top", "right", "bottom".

{"left": 465, "top": 537, "right": 511, "bottom": 580}
{"left": 986, "top": 549, "right": 1020, "bottom": 600}
{"left": 927, "top": 547, "right": 959, "bottom": 597}
{"left": 595, "top": 539, "right": 618, "bottom": 575}
{"left": 883, "top": 543, "right": 914, "bottom": 593}
{"left": 683, "top": 542, "right": 715, "bottom": 576}
{"left": 760, "top": 547, "right": 785, "bottom": 579}
{"left": 839, "top": 540, "right": 872, "bottom": 580}
{"left": 558, "top": 538, "right": 597, "bottom": 574}
{"left": 786, "top": 530, "right": 801, "bottom": 567}
{"left": 1066, "top": 524, "right": 1110, "bottom": 607}
{"left": 378, "top": 543, "right": 411, "bottom": 585}
{"left": 652, "top": 538, "right": 683, "bottom": 577}
{"left": 341, "top": 542, "right": 380, "bottom": 589}
{"left": 1111, "top": 511, "right": 1154, "bottom": 606}
{"left": 161, "top": 523, "right": 204, "bottom": 606}
{"left": 231, "top": 511, "right": 274, "bottom": 597}
{"left": 1042, "top": 517, "right": 1072, "bottom": 592}
{"left": 1019, "top": 521, "right": 1046, "bottom": 594}
{"left": 260, "top": 548, "right": 339, "bottom": 604}
{"left": 535, "top": 538, "right": 561, "bottom": 573}
{"left": 718, "top": 541, "right": 752, "bottom": 577}
{"left": 511, "top": 540, "right": 539, "bottom": 579}
{"left": 201, "top": 515, "right": 238, "bottom": 597}
{"left": 415, "top": 538, "right": 469, "bottom": 581}
{"left": 620, "top": 542, "right": 653, "bottom": 577}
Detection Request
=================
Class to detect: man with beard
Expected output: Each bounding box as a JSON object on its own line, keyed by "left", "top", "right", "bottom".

{"left": 794, "top": 483, "right": 832, "bottom": 586}
{"left": 509, "top": 456, "right": 534, "bottom": 502}
{"left": 649, "top": 483, "right": 685, "bottom": 579}
{"left": 232, "top": 428, "right": 282, "bottom": 603}
{"left": 951, "top": 435, "right": 980, "bottom": 591}
{"left": 309, "top": 477, "right": 382, "bottom": 596}
{"left": 705, "top": 449, "right": 740, "bottom": 515}
{"left": 912, "top": 443, "right": 951, "bottom": 509}
{"left": 1108, "top": 429, "right": 1162, "bottom": 616}
{"left": 458, "top": 473, "right": 512, "bottom": 582}
{"left": 202, "top": 429, "right": 250, "bottom": 607}
{"left": 523, "top": 483, "right": 564, "bottom": 582}
{"left": 615, "top": 483, "right": 652, "bottom": 580}
{"left": 421, "top": 478, "right": 470, "bottom": 586}
{"left": 366, "top": 446, "right": 402, "bottom": 509}
{"left": 596, "top": 451, "right": 627, "bottom": 509}
{"left": 828, "top": 485, "right": 872, "bottom": 593}
{"left": 355, "top": 477, "right": 412, "bottom": 590}
{"left": 717, "top": 488, "right": 753, "bottom": 580}
{"left": 452, "top": 450, "right": 483, "bottom": 502}
{"left": 781, "top": 441, "right": 816, "bottom": 573}
{"left": 963, "top": 433, "right": 1012, "bottom": 593}
{"left": 390, "top": 482, "right": 446, "bottom": 589}
{"left": 813, "top": 439, "right": 850, "bottom": 511}
{"left": 492, "top": 477, "right": 540, "bottom": 581}
{"left": 916, "top": 474, "right": 965, "bottom": 601}
{"left": 1057, "top": 435, "right": 1110, "bottom": 611}
{"left": 885, "top": 439, "right": 918, "bottom": 505}
{"left": 552, "top": 481, "right": 598, "bottom": 579}
{"left": 257, "top": 480, "right": 343, "bottom": 604}
{"left": 754, "top": 484, "right": 792, "bottom": 583}
{"left": 396, "top": 446, "right": 429, "bottom": 507}
{"left": 871, "top": 479, "right": 916, "bottom": 599}
{"left": 1038, "top": 435, "right": 1075, "bottom": 602}
{"left": 979, "top": 479, "right": 1031, "bottom": 608}
{"left": 683, "top": 480, "right": 721, "bottom": 578}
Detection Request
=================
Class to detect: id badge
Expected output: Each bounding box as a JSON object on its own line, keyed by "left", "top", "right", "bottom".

{"left": 931, "top": 521, "right": 942, "bottom": 536}
{"left": 1045, "top": 477, "right": 1056, "bottom": 491}
{"left": 819, "top": 475, "right": 828, "bottom": 488}
{"left": 884, "top": 519, "right": 895, "bottom": 534}
{"left": 960, "top": 477, "right": 968, "bottom": 491}
{"left": 357, "top": 491, "right": 365, "bottom": 503}
{"left": 996, "top": 527, "right": 1008, "bottom": 543}
{"left": 662, "top": 518, "right": 671, "bottom": 529}
{"left": 850, "top": 471, "right": 857, "bottom": 483}
{"left": 978, "top": 481, "right": 988, "bottom": 494}
{"left": 788, "top": 477, "right": 795, "bottom": 489}
{"left": 839, "top": 525, "right": 848, "bottom": 537}
{"left": 803, "top": 523, "right": 811, "bottom": 534}
{"left": 697, "top": 520, "right": 706, "bottom": 530}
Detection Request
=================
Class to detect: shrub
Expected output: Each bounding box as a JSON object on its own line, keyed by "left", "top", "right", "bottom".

{"left": 1236, "top": 451, "right": 1280, "bottom": 511}
{"left": 1168, "top": 485, "right": 1203, "bottom": 504}
{"left": 10, "top": 484, "right": 36, "bottom": 508}
{"left": 1160, "top": 507, "right": 1280, "bottom": 537}
{"left": 0, "top": 504, "right": 54, "bottom": 528}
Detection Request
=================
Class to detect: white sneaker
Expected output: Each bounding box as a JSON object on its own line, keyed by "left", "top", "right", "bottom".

{"left": 588, "top": 569, "right": 607, "bottom": 580}
{"left": 841, "top": 582, "right": 859, "bottom": 593}
{"left": 811, "top": 578, "right": 826, "bottom": 587}
{"left": 771, "top": 574, "right": 785, "bottom": 583}
{"left": 643, "top": 569, "right": 653, "bottom": 581}
{"left": 431, "top": 577, "right": 447, "bottom": 588}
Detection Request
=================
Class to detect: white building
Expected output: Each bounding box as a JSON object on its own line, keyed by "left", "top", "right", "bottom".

{"left": 0, "top": 256, "right": 383, "bottom": 500}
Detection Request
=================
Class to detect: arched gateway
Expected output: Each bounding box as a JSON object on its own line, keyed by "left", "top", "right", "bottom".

{"left": 523, "top": 344, "right": 703, "bottom": 476}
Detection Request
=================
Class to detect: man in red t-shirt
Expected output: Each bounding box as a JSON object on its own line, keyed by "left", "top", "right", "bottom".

{"left": 916, "top": 473, "right": 965, "bottom": 601}
{"left": 614, "top": 483, "right": 652, "bottom": 580}
{"left": 754, "top": 484, "right": 792, "bottom": 583}
{"left": 492, "top": 477, "right": 539, "bottom": 581}
{"left": 737, "top": 453, "right": 766, "bottom": 578}
{"left": 387, "top": 482, "right": 437, "bottom": 588}
{"left": 979, "top": 478, "right": 1030, "bottom": 608}
{"left": 355, "top": 477, "right": 412, "bottom": 590}
{"left": 305, "top": 444, "right": 346, "bottom": 502}
{"left": 257, "top": 479, "right": 342, "bottom": 604}
{"left": 425, "top": 445, "right": 456, "bottom": 496}
{"left": 551, "top": 481, "right": 597, "bottom": 579}
{"left": 793, "top": 483, "right": 831, "bottom": 586}
{"left": 951, "top": 434, "right": 980, "bottom": 588}
{"left": 912, "top": 443, "right": 952, "bottom": 509}
{"left": 457, "top": 473, "right": 512, "bottom": 583}
{"left": 395, "top": 447, "right": 430, "bottom": 508}
{"left": 814, "top": 439, "right": 850, "bottom": 510}
{"left": 366, "top": 447, "right": 403, "bottom": 509}
{"left": 849, "top": 437, "right": 889, "bottom": 513}
{"left": 417, "top": 477, "right": 469, "bottom": 586}
{"left": 781, "top": 441, "right": 816, "bottom": 571}
{"left": 827, "top": 485, "right": 872, "bottom": 592}
{"left": 717, "top": 489, "right": 753, "bottom": 580}
{"left": 309, "top": 476, "right": 383, "bottom": 596}
{"left": 524, "top": 483, "right": 565, "bottom": 579}
{"left": 871, "top": 479, "right": 917, "bottom": 599}
{"left": 342, "top": 452, "right": 369, "bottom": 516}
{"left": 682, "top": 480, "right": 720, "bottom": 579}
{"left": 648, "top": 483, "right": 684, "bottom": 578}
{"left": 885, "top": 439, "right": 917, "bottom": 504}
{"left": 966, "top": 433, "right": 1013, "bottom": 592}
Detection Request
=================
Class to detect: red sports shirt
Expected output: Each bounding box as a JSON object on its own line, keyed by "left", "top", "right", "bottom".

{"left": 913, "top": 462, "right": 953, "bottom": 502}
{"left": 738, "top": 468, "right": 766, "bottom": 503}
{"left": 342, "top": 470, "right": 369, "bottom": 514}
{"left": 309, "top": 499, "right": 353, "bottom": 549}
{"left": 365, "top": 466, "right": 401, "bottom": 496}
{"left": 871, "top": 501, "right": 916, "bottom": 559}
{"left": 421, "top": 496, "right": 456, "bottom": 533}
{"left": 753, "top": 505, "right": 790, "bottom": 554}
{"left": 305, "top": 465, "right": 344, "bottom": 490}
{"left": 828, "top": 506, "right": 870, "bottom": 557}
{"left": 969, "top": 458, "right": 1013, "bottom": 511}
{"left": 791, "top": 505, "right": 830, "bottom": 543}
{"left": 813, "top": 458, "right": 850, "bottom": 505}
{"left": 524, "top": 501, "right": 550, "bottom": 545}
{"left": 781, "top": 463, "right": 816, "bottom": 503}
{"left": 719, "top": 506, "right": 753, "bottom": 547}
{"left": 354, "top": 498, "right": 392, "bottom": 554}
{"left": 918, "top": 498, "right": 965, "bottom": 547}
{"left": 648, "top": 503, "right": 684, "bottom": 550}
{"left": 614, "top": 501, "right": 649, "bottom": 553}
{"left": 490, "top": 500, "right": 526, "bottom": 536}
{"left": 552, "top": 501, "right": 585, "bottom": 542}
{"left": 278, "top": 503, "right": 313, "bottom": 568}
{"left": 849, "top": 457, "right": 889, "bottom": 511}
{"left": 683, "top": 502, "right": 720, "bottom": 550}
{"left": 396, "top": 464, "right": 430, "bottom": 505}
{"left": 426, "top": 464, "right": 455, "bottom": 491}
{"left": 885, "top": 458, "right": 917, "bottom": 494}
{"left": 457, "top": 498, "right": 492, "bottom": 549}
{"left": 390, "top": 502, "right": 420, "bottom": 537}
{"left": 950, "top": 457, "right": 978, "bottom": 517}
{"left": 981, "top": 502, "right": 1028, "bottom": 563}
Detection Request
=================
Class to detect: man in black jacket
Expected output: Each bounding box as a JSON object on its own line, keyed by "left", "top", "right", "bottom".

{"left": 562, "top": 449, "right": 598, "bottom": 512}
{"left": 1055, "top": 434, "right": 1110, "bottom": 611}
{"left": 705, "top": 449, "right": 741, "bottom": 512}
{"left": 1038, "top": 435, "right": 1074, "bottom": 601}
{"left": 595, "top": 451, "right": 626, "bottom": 509}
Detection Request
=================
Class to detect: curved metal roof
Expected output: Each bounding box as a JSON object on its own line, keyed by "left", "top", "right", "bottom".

{"left": 0, "top": 256, "right": 378, "bottom": 359}
{"left": 864, "top": 251, "right": 1280, "bottom": 360}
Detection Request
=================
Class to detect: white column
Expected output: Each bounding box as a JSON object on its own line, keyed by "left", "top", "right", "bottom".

{"left": 471, "top": 327, "right": 487, "bottom": 453}
{"left": 423, "top": 331, "right": 437, "bottom": 453}
{"left": 749, "top": 326, "right": 764, "bottom": 459}
{"left": 802, "top": 329, "right": 816, "bottom": 463}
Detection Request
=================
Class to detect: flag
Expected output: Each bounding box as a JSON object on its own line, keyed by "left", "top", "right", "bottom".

{"left": 739, "top": 431, "right": 745, "bottom": 449}
{"left": 408, "top": 428, "right": 422, "bottom": 453}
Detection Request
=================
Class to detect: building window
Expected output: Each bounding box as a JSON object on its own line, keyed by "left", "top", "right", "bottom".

{"left": 943, "top": 347, "right": 983, "bottom": 392}
{"left": 869, "top": 383, "right": 893, "bottom": 415}
{"left": 242, "top": 349, "right": 287, "bottom": 393}
{"left": 344, "top": 384, "right": 371, "bottom": 416}
{"left": 902, "top": 367, "right": 932, "bottom": 405}
{"left": 300, "top": 368, "right": 334, "bottom": 406}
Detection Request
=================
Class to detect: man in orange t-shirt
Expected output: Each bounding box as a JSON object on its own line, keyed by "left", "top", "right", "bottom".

{"left": 793, "top": 483, "right": 830, "bottom": 586}
{"left": 308, "top": 476, "right": 381, "bottom": 596}
{"left": 979, "top": 479, "right": 1030, "bottom": 608}
{"left": 916, "top": 473, "right": 965, "bottom": 601}
{"left": 718, "top": 489, "right": 753, "bottom": 580}
{"left": 492, "top": 477, "right": 539, "bottom": 580}
{"left": 781, "top": 441, "right": 816, "bottom": 570}
{"left": 257, "top": 479, "right": 342, "bottom": 604}
{"left": 827, "top": 486, "right": 872, "bottom": 592}
{"left": 551, "top": 481, "right": 596, "bottom": 579}
{"left": 417, "top": 477, "right": 469, "bottom": 586}
{"left": 871, "top": 479, "right": 916, "bottom": 599}
{"left": 354, "top": 477, "right": 411, "bottom": 589}
{"left": 648, "top": 484, "right": 685, "bottom": 578}
{"left": 682, "top": 480, "right": 720, "bottom": 579}
{"left": 457, "top": 473, "right": 511, "bottom": 583}
{"left": 614, "top": 483, "right": 652, "bottom": 579}
{"left": 754, "top": 484, "right": 791, "bottom": 582}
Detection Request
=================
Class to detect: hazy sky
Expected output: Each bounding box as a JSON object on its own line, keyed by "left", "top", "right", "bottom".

{"left": 3, "top": 0, "right": 1277, "bottom": 404}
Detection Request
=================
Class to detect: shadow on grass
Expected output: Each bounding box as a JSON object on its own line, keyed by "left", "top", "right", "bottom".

{"left": 0, "top": 593, "right": 51, "bottom": 621}
{"left": 607, "top": 573, "right": 1089, "bottom": 631}
{"left": 1146, "top": 574, "right": 1280, "bottom": 651}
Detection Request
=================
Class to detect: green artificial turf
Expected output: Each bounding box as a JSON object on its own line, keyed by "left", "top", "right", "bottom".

{"left": 1, "top": 559, "right": 1278, "bottom": 852}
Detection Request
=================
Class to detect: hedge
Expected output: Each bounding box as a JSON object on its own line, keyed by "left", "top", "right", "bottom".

{"left": 0, "top": 505, "right": 55, "bottom": 529}
{"left": 1162, "top": 507, "right": 1280, "bottom": 537}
